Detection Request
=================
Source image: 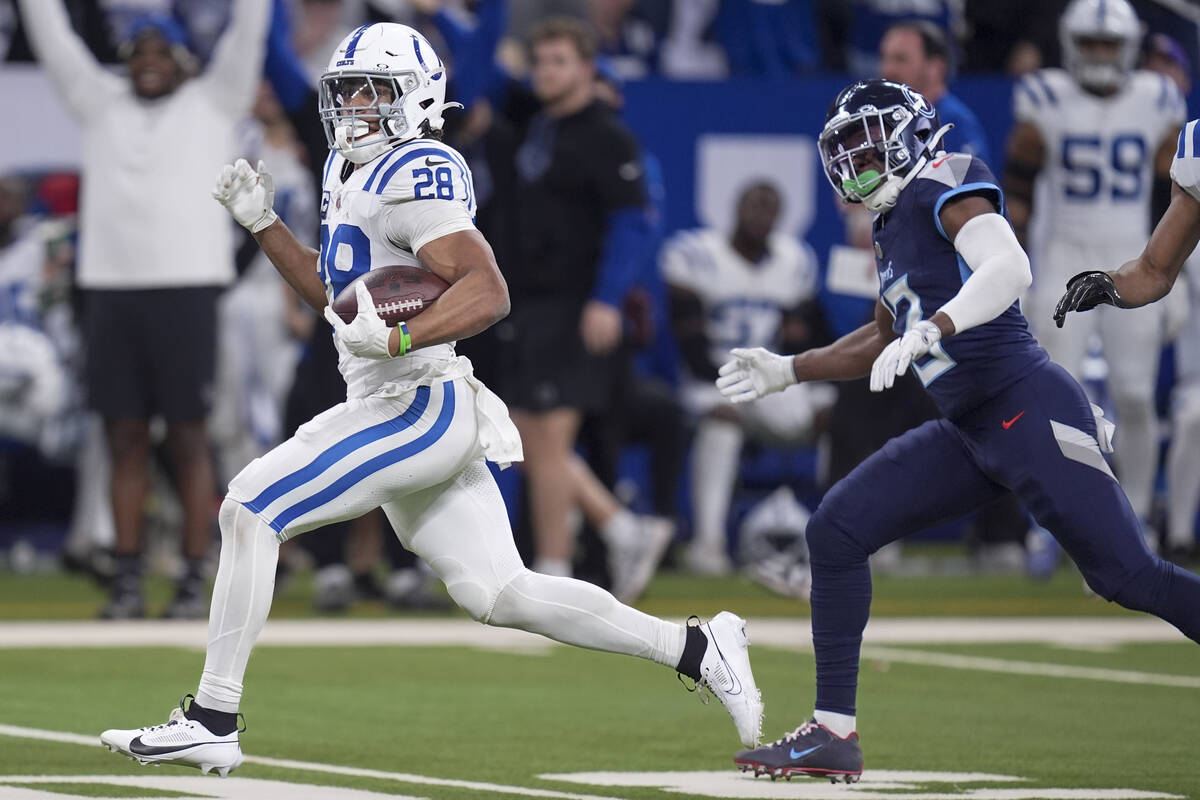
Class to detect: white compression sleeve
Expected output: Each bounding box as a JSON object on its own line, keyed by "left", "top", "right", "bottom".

{"left": 939, "top": 213, "right": 1032, "bottom": 334}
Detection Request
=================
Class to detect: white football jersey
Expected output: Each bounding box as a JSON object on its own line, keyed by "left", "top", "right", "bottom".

{"left": 1015, "top": 68, "right": 1185, "bottom": 248}
{"left": 1170, "top": 119, "right": 1200, "bottom": 204}
{"left": 660, "top": 229, "right": 817, "bottom": 369}
{"left": 319, "top": 138, "right": 478, "bottom": 399}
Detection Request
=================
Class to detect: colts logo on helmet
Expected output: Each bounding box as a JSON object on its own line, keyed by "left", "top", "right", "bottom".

{"left": 901, "top": 85, "right": 936, "bottom": 118}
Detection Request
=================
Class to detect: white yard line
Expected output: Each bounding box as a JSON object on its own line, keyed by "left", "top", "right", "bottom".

{"left": 0, "top": 616, "right": 1186, "bottom": 649}
{"left": 857, "top": 646, "right": 1200, "bottom": 689}
{"left": 0, "top": 723, "right": 625, "bottom": 800}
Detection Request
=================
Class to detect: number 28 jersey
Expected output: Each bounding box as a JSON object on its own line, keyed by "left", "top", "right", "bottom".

{"left": 873, "top": 153, "right": 1048, "bottom": 419}
{"left": 319, "top": 138, "right": 478, "bottom": 398}
{"left": 1014, "top": 68, "right": 1185, "bottom": 248}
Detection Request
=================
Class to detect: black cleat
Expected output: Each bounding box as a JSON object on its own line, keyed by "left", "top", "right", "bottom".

{"left": 734, "top": 718, "right": 863, "bottom": 783}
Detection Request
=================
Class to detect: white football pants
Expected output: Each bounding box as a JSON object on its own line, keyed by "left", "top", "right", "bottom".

{"left": 196, "top": 377, "right": 685, "bottom": 712}
{"left": 1028, "top": 237, "right": 1165, "bottom": 520}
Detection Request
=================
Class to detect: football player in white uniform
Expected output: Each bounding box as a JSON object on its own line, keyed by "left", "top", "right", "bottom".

{"left": 661, "top": 182, "right": 829, "bottom": 575}
{"left": 1004, "top": 0, "right": 1184, "bottom": 529}
{"left": 1056, "top": 117, "right": 1200, "bottom": 558}
{"left": 97, "top": 23, "right": 762, "bottom": 776}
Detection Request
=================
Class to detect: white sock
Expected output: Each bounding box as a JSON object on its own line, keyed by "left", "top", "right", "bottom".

{"left": 532, "top": 557, "right": 572, "bottom": 578}
{"left": 489, "top": 569, "right": 686, "bottom": 668}
{"left": 813, "top": 709, "right": 856, "bottom": 738}
{"left": 690, "top": 418, "right": 743, "bottom": 551}
{"left": 195, "top": 499, "right": 279, "bottom": 714}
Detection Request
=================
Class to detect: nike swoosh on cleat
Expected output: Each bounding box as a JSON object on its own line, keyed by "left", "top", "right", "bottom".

{"left": 128, "top": 736, "right": 211, "bottom": 756}
{"left": 789, "top": 744, "right": 822, "bottom": 760}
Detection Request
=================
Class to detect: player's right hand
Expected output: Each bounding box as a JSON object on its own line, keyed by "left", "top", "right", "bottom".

{"left": 212, "top": 158, "right": 278, "bottom": 234}
{"left": 716, "top": 347, "right": 797, "bottom": 404}
{"left": 1053, "top": 270, "right": 1125, "bottom": 328}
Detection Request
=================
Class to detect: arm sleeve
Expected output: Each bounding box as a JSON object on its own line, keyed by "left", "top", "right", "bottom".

{"left": 263, "top": 0, "right": 312, "bottom": 112}
{"left": 378, "top": 199, "right": 477, "bottom": 258}
{"left": 198, "top": 0, "right": 272, "bottom": 116}
{"left": 590, "top": 208, "right": 654, "bottom": 306}
{"left": 938, "top": 213, "right": 1033, "bottom": 334}
{"left": 15, "top": 0, "right": 118, "bottom": 118}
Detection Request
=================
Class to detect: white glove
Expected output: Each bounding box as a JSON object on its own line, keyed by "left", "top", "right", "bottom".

{"left": 323, "top": 282, "right": 394, "bottom": 359}
{"left": 212, "top": 158, "right": 278, "bottom": 233}
{"left": 716, "top": 347, "right": 797, "bottom": 403}
{"left": 870, "top": 320, "right": 941, "bottom": 392}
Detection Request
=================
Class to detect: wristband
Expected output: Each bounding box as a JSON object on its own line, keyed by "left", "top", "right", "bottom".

{"left": 395, "top": 321, "right": 412, "bottom": 357}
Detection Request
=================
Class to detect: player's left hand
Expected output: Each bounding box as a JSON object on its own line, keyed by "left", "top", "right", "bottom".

{"left": 870, "top": 320, "right": 941, "bottom": 392}
{"left": 324, "top": 282, "right": 395, "bottom": 359}
{"left": 1053, "top": 270, "right": 1125, "bottom": 328}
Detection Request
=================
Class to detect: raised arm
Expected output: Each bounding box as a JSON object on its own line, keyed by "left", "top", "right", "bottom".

{"left": 16, "top": 0, "right": 120, "bottom": 118}
{"left": 198, "top": 0, "right": 272, "bottom": 115}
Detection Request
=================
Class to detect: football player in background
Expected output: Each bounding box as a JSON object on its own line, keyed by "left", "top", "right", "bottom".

{"left": 1003, "top": 0, "right": 1185, "bottom": 541}
{"left": 1054, "top": 110, "right": 1200, "bottom": 560}
{"left": 97, "top": 23, "right": 762, "bottom": 776}
{"left": 661, "top": 181, "right": 830, "bottom": 576}
{"left": 720, "top": 79, "right": 1200, "bottom": 783}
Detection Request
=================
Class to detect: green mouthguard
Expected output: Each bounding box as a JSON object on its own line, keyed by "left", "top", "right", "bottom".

{"left": 843, "top": 169, "right": 882, "bottom": 197}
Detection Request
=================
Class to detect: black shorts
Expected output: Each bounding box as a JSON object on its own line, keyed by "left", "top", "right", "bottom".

{"left": 84, "top": 286, "right": 221, "bottom": 422}
{"left": 497, "top": 295, "right": 619, "bottom": 414}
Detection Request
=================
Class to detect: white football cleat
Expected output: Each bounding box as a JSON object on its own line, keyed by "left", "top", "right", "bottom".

{"left": 101, "top": 699, "right": 243, "bottom": 777}
{"left": 608, "top": 516, "right": 674, "bottom": 605}
{"left": 698, "top": 611, "right": 763, "bottom": 748}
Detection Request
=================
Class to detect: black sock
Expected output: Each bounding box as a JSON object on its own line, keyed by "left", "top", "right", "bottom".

{"left": 113, "top": 556, "right": 142, "bottom": 593}
{"left": 185, "top": 699, "right": 239, "bottom": 736}
{"left": 675, "top": 623, "right": 708, "bottom": 681}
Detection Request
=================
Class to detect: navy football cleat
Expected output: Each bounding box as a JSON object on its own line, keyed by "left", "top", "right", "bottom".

{"left": 733, "top": 718, "right": 863, "bottom": 783}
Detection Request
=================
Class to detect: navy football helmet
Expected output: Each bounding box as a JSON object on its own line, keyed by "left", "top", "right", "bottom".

{"left": 818, "top": 79, "right": 949, "bottom": 213}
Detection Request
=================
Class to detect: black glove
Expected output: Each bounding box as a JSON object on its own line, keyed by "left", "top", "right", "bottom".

{"left": 1053, "top": 270, "right": 1126, "bottom": 328}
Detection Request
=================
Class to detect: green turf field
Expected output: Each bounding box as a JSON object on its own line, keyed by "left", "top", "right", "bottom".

{"left": 1, "top": 559, "right": 1197, "bottom": 799}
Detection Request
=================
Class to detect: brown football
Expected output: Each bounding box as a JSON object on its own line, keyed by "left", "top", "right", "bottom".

{"left": 330, "top": 265, "right": 449, "bottom": 326}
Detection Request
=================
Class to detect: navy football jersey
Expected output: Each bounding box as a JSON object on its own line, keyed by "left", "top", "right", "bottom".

{"left": 873, "top": 153, "right": 1048, "bottom": 418}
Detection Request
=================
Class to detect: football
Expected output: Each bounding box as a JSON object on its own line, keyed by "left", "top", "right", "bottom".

{"left": 330, "top": 265, "right": 450, "bottom": 327}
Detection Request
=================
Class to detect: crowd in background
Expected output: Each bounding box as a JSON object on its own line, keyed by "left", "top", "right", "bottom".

{"left": 1, "top": 0, "right": 1199, "bottom": 617}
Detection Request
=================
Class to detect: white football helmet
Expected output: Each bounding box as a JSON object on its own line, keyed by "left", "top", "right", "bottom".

{"left": 1059, "top": 0, "right": 1143, "bottom": 92}
{"left": 319, "top": 23, "right": 461, "bottom": 165}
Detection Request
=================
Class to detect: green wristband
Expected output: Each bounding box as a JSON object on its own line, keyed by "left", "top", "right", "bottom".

{"left": 395, "top": 321, "right": 412, "bottom": 357}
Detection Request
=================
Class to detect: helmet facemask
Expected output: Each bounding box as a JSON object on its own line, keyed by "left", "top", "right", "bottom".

{"left": 1065, "top": 34, "right": 1135, "bottom": 92}
{"left": 319, "top": 71, "right": 421, "bottom": 164}
{"left": 820, "top": 105, "right": 923, "bottom": 213}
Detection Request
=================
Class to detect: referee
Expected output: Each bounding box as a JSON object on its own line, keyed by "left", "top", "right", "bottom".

{"left": 502, "top": 18, "right": 652, "bottom": 577}
{"left": 19, "top": 0, "right": 270, "bottom": 618}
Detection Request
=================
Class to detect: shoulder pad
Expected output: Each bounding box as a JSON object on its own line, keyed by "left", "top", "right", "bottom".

{"left": 359, "top": 140, "right": 476, "bottom": 214}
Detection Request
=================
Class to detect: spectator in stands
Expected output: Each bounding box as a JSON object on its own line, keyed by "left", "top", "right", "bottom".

{"left": 717, "top": 0, "right": 818, "bottom": 77}
{"left": 18, "top": 0, "right": 271, "bottom": 619}
{"left": 817, "top": 0, "right": 960, "bottom": 76}
{"left": 500, "top": 18, "right": 657, "bottom": 579}
{"left": 662, "top": 182, "right": 831, "bottom": 575}
{"left": 879, "top": 19, "right": 990, "bottom": 162}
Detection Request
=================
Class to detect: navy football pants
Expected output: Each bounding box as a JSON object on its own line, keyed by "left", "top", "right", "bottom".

{"left": 808, "top": 361, "right": 1200, "bottom": 715}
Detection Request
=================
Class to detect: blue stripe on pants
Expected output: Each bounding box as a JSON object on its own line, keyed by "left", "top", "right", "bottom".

{"left": 266, "top": 381, "right": 457, "bottom": 534}
{"left": 244, "top": 385, "right": 432, "bottom": 516}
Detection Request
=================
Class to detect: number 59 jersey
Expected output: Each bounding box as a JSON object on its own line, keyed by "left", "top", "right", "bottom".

{"left": 1014, "top": 68, "right": 1185, "bottom": 249}
{"left": 319, "top": 138, "right": 478, "bottom": 398}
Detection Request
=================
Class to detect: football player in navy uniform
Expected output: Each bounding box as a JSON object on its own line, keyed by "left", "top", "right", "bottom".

{"left": 720, "top": 79, "right": 1200, "bottom": 783}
